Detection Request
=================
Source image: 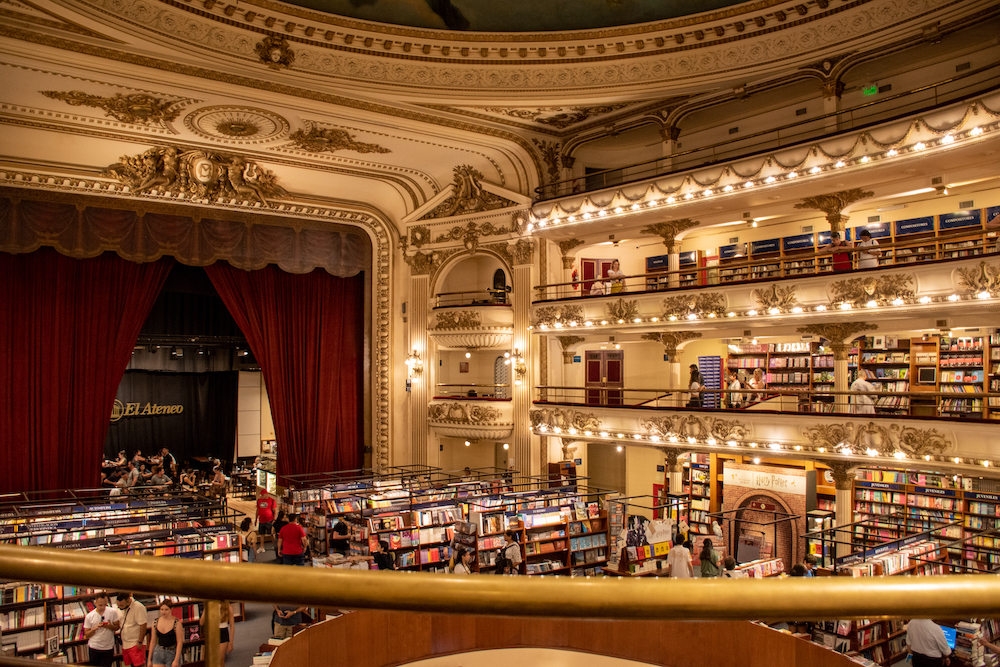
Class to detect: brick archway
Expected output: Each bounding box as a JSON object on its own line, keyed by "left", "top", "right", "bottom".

{"left": 728, "top": 489, "right": 802, "bottom": 572}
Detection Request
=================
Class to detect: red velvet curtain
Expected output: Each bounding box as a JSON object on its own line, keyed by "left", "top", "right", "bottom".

{"left": 205, "top": 263, "right": 363, "bottom": 480}
{"left": 0, "top": 248, "right": 173, "bottom": 493}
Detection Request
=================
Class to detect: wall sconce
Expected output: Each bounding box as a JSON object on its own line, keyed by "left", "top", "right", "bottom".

{"left": 405, "top": 350, "right": 423, "bottom": 378}
{"left": 505, "top": 348, "right": 527, "bottom": 385}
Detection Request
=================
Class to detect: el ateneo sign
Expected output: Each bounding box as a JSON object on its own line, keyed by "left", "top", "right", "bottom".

{"left": 110, "top": 398, "right": 184, "bottom": 422}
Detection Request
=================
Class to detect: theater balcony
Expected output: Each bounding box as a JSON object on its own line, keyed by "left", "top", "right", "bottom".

{"left": 428, "top": 392, "right": 514, "bottom": 441}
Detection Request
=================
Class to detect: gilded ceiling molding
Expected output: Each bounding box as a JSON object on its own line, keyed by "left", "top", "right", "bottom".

{"left": 753, "top": 283, "right": 799, "bottom": 311}
{"left": 507, "top": 238, "right": 535, "bottom": 266}
{"left": 532, "top": 139, "right": 562, "bottom": 184}
{"left": 420, "top": 166, "right": 518, "bottom": 220}
{"left": 639, "top": 415, "right": 749, "bottom": 442}
{"left": 802, "top": 422, "right": 951, "bottom": 458}
{"left": 433, "top": 311, "right": 482, "bottom": 330}
{"left": 402, "top": 247, "right": 460, "bottom": 277}
{"left": 433, "top": 221, "right": 509, "bottom": 251}
{"left": 0, "top": 25, "right": 547, "bottom": 187}
{"left": 556, "top": 335, "right": 585, "bottom": 364}
{"left": 287, "top": 126, "right": 391, "bottom": 154}
{"left": 606, "top": 298, "right": 639, "bottom": 322}
{"left": 955, "top": 260, "right": 1000, "bottom": 295}
{"left": 530, "top": 408, "right": 601, "bottom": 432}
{"left": 640, "top": 331, "right": 702, "bottom": 358}
{"left": 557, "top": 238, "right": 586, "bottom": 269}
{"left": 84, "top": 0, "right": 986, "bottom": 92}
{"left": 408, "top": 225, "right": 431, "bottom": 248}
{"left": 255, "top": 35, "right": 295, "bottom": 70}
{"left": 533, "top": 304, "right": 583, "bottom": 327}
{"left": 829, "top": 274, "right": 915, "bottom": 306}
{"left": 640, "top": 219, "right": 699, "bottom": 252}
{"left": 660, "top": 293, "right": 725, "bottom": 319}
{"left": 103, "top": 147, "right": 287, "bottom": 207}
{"left": 793, "top": 188, "right": 874, "bottom": 233}
{"left": 481, "top": 104, "right": 631, "bottom": 130}
{"left": 184, "top": 106, "right": 291, "bottom": 143}
{"left": 40, "top": 91, "right": 183, "bottom": 125}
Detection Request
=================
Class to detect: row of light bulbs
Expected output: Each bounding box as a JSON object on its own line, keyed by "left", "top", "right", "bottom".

{"left": 532, "top": 425, "right": 998, "bottom": 468}
{"left": 529, "top": 126, "right": 991, "bottom": 230}
{"left": 528, "top": 291, "right": 992, "bottom": 331}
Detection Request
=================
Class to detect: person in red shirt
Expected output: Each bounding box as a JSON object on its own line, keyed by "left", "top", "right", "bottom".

{"left": 255, "top": 488, "right": 276, "bottom": 536}
{"left": 277, "top": 514, "right": 309, "bottom": 566}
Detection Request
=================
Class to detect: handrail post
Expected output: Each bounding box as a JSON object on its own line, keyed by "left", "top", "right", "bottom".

{"left": 204, "top": 599, "right": 221, "bottom": 667}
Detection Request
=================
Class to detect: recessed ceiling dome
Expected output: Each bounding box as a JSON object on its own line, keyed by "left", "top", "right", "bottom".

{"left": 273, "top": 0, "right": 752, "bottom": 33}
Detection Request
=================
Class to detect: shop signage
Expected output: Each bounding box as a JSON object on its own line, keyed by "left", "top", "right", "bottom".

{"left": 856, "top": 480, "right": 905, "bottom": 491}
{"left": 894, "top": 216, "right": 934, "bottom": 236}
{"left": 679, "top": 251, "right": 697, "bottom": 266}
{"left": 783, "top": 233, "right": 815, "bottom": 251}
{"left": 726, "top": 467, "right": 806, "bottom": 495}
{"left": 747, "top": 500, "right": 776, "bottom": 511}
{"left": 646, "top": 254, "right": 669, "bottom": 271}
{"left": 750, "top": 238, "right": 780, "bottom": 254}
{"left": 939, "top": 210, "right": 981, "bottom": 230}
{"left": 573, "top": 355, "right": 581, "bottom": 363}
{"left": 837, "top": 533, "right": 925, "bottom": 566}
{"left": 914, "top": 486, "right": 956, "bottom": 497}
{"left": 720, "top": 243, "right": 745, "bottom": 259}
{"left": 818, "top": 229, "right": 852, "bottom": 244}
{"left": 967, "top": 491, "right": 1000, "bottom": 502}
{"left": 110, "top": 398, "right": 184, "bottom": 422}
{"left": 855, "top": 221, "right": 890, "bottom": 238}
{"left": 987, "top": 206, "right": 1000, "bottom": 224}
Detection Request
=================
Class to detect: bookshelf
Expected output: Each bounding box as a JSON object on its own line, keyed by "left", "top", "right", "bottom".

{"left": 990, "top": 333, "right": 1000, "bottom": 420}
{"left": 726, "top": 341, "right": 819, "bottom": 409}
{"left": 858, "top": 338, "right": 911, "bottom": 414}
{"left": 687, "top": 459, "right": 712, "bottom": 541}
{"left": 938, "top": 335, "right": 985, "bottom": 417}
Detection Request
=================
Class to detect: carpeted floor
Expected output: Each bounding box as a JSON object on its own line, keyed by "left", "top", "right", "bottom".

{"left": 228, "top": 600, "right": 278, "bottom": 667}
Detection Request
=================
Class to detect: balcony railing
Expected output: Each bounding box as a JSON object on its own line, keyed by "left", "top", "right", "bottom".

{"left": 533, "top": 63, "right": 1000, "bottom": 201}
{"left": 434, "top": 288, "right": 511, "bottom": 308}
{"left": 535, "top": 386, "right": 1000, "bottom": 420}
{"left": 534, "top": 230, "right": 999, "bottom": 302}
{"left": 434, "top": 383, "right": 511, "bottom": 400}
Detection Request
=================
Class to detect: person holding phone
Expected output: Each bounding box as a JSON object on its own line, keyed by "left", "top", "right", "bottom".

{"left": 83, "top": 592, "right": 121, "bottom": 667}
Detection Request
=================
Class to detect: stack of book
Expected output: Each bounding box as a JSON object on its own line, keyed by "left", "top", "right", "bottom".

{"left": 954, "top": 621, "right": 984, "bottom": 665}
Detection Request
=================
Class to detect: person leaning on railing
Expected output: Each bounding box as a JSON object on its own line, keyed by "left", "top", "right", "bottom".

{"left": 725, "top": 369, "right": 744, "bottom": 408}
{"left": 820, "top": 231, "right": 854, "bottom": 273}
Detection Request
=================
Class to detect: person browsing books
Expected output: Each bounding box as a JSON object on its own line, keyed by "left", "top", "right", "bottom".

{"left": 850, "top": 375, "right": 877, "bottom": 414}
{"left": 450, "top": 547, "right": 474, "bottom": 574}
{"left": 84, "top": 592, "right": 121, "bottom": 667}
{"left": 272, "top": 604, "right": 307, "bottom": 639}
{"left": 372, "top": 539, "right": 395, "bottom": 570}
{"left": 666, "top": 534, "right": 693, "bottom": 578}
{"left": 498, "top": 530, "right": 522, "bottom": 574}
{"left": 699, "top": 539, "right": 721, "bottom": 577}
{"left": 907, "top": 618, "right": 952, "bottom": 667}
{"left": 686, "top": 365, "right": 703, "bottom": 408}
{"left": 856, "top": 229, "right": 881, "bottom": 269}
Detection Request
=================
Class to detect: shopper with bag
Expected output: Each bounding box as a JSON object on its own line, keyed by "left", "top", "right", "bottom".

{"left": 495, "top": 530, "right": 522, "bottom": 575}
{"left": 116, "top": 592, "right": 148, "bottom": 667}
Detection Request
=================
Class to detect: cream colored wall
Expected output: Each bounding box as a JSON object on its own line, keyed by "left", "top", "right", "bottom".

{"left": 625, "top": 446, "right": 665, "bottom": 520}
{"left": 438, "top": 436, "right": 498, "bottom": 473}
{"left": 236, "top": 371, "right": 276, "bottom": 459}
{"left": 436, "top": 350, "right": 506, "bottom": 390}
{"left": 437, "top": 254, "right": 506, "bottom": 295}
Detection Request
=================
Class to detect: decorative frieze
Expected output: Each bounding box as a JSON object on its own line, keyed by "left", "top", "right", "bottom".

{"left": 606, "top": 298, "right": 639, "bottom": 322}
{"left": 533, "top": 304, "right": 583, "bottom": 327}
{"left": 753, "top": 283, "right": 799, "bottom": 311}
{"left": 433, "top": 310, "right": 482, "bottom": 329}
{"left": 829, "top": 274, "right": 915, "bottom": 306}
{"left": 956, "top": 260, "right": 1000, "bottom": 295}
{"left": 530, "top": 408, "right": 602, "bottom": 432}
{"left": 287, "top": 126, "right": 390, "bottom": 154}
{"left": 434, "top": 220, "right": 509, "bottom": 251}
{"left": 801, "top": 421, "right": 951, "bottom": 457}
{"left": 428, "top": 402, "right": 503, "bottom": 424}
{"left": 41, "top": 91, "right": 183, "bottom": 125}
{"left": 639, "top": 415, "right": 749, "bottom": 442}
{"left": 661, "top": 293, "right": 725, "bottom": 319}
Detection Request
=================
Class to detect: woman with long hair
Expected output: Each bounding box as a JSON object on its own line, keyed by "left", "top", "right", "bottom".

{"left": 607, "top": 259, "right": 627, "bottom": 293}
{"left": 699, "top": 538, "right": 720, "bottom": 578}
{"left": 686, "top": 364, "right": 703, "bottom": 408}
{"left": 199, "top": 601, "right": 234, "bottom": 666}
{"left": 450, "top": 547, "right": 474, "bottom": 574}
{"left": 148, "top": 600, "right": 183, "bottom": 667}
{"left": 748, "top": 367, "right": 766, "bottom": 403}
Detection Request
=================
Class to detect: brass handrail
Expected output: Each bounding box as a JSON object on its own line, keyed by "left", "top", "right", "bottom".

{"left": 0, "top": 544, "right": 997, "bottom": 623}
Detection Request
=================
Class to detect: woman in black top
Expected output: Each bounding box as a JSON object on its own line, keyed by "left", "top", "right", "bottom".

{"left": 330, "top": 519, "right": 350, "bottom": 555}
{"left": 149, "top": 600, "right": 183, "bottom": 667}
{"left": 372, "top": 539, "right": 395, "bottom": 570}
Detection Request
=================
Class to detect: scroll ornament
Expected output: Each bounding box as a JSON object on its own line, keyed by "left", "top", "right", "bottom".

{"left": 956, "top": 261, "right": 1000, "bottom": 295}
{"left": 661, "top": 293, "right": 725, "bottom": 319}
{"left": 530, "top": 408, "right": 602, "bottom": 432}
{"left": 534, "top": 305, "right": 583, "bottom": 327}
{"left": 433, "top": 311, "right": 482, "bottom": 329}
{"left": 830, "top": 274, "right": 915, "bottom": 305}
{"left": 606, "top": 298, "right": 639, "bottom": 322}
{"left": 801, "top": 422, "right": 950, "bottom": 457}
{"left": 103, "top": 148, "right": 287, "bottom": 207}
{"left": 753, "top": 284, "right": 799, "bottom": 311}
{"left": 640, "top": 415, "right": 749, "bottom": 442}
{"left": 428, "top": 402, "right": 502, "bottom": 424}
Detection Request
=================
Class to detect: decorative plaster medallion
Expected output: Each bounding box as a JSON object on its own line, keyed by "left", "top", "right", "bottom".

{"left": 753, "top": 283, "right": 799, "bottom": 311}
{"left": 184, "top": 106, "right": 290, "bottom": 144}
{"left": 661, "top": 293, "right": 725, "bottom": 319}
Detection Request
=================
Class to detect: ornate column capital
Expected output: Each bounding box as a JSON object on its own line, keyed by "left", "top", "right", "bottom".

{"left": 821, "top": 79, "right": 845, "bottom": 99}
{"left": 660, "top": 125, "right": 681, "bottom": 142}
{"left": 796, "top": 321, "right": 874, "bottom": 345}
{"left": 641, "top": 331, "right": 702, "bottom": 359}
{"left": 661, "top": 448, "right": 682, "bottom": 472}
{"left": 829, "top": 341, "right": 850, "bottom": 362}
{"left": 818, "top": 461, "right": 856, "bottom": 490}
{"left": 558, "top": 238, "right": 586, "bottom": 269}
{"left": 793, "top": 189, "right": 874, "bottom": 233}
{"left": 640, "top": 219, "right": 699, "bottom": 252}
{"left": 556, "top": 335, "right": 585, "bottom": 364}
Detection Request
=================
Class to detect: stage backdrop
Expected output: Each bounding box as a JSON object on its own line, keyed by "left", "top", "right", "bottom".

{"left": 104, "top": 370, "right": 239, "bottom": 467}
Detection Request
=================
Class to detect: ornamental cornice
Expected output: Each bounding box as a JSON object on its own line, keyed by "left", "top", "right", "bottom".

{"left": 801, "top": 421, "right": 952, "bottom": 457}
{"left": 78, "top": 0, "right": 986, "bottom": 93}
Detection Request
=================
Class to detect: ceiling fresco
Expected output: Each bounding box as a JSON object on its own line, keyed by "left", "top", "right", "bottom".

{"left": 279, "top": 0, "right": 751, "bottom": 32}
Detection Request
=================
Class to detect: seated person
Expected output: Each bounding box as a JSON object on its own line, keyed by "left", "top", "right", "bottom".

{"left": 149, "top": 465, "right": 171, "bottom": 488}
{"left": 589, "top": 280, "right": 607, "bottom": 296}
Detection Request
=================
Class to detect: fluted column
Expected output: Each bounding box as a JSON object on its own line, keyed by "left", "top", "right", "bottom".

{"left": 797, "top": 322, "right": 873, "bottom": 415}
{"left": 830, "top": 464, "right": 855, "bottom": 560}
{"left": 409, "top": 274, "right": 430, "bottom": 466}
{"left": 831, "top": 342, "right": 850, "bottom": 415}
{"left": 513, "top": 261, "right": 534, "bottom": 479}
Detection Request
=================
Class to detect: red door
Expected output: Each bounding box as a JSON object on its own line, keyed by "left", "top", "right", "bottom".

{"left": 585, "top": 350, "right": 624, "bottom": 405}
{"left": 581, "top": 258, "right": 617, "bottom": 294}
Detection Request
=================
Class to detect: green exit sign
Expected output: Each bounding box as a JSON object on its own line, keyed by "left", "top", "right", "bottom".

{"left": 862, "top": 84, "right": 878, "bottom": 96}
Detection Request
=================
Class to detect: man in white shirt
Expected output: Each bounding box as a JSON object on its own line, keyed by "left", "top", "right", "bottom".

{"left": 850, "top": 376, "right": 877, "bottom": 414}
{"left": 115, "top": 592, "right": 148, "bottom": 667}
{"left": 856, "top": 229, "right": 881, "bottom": 269}
{"left": 726, "top": 370, "right": 743, "bottom": 408}
{"left": 907, "top": 618, "right": 952, "bottom": 667}
{"left": 83, "top": 592, "right": 121, "bottom": 667}
{"left": 666, "top": 535, "right": 692, "bottom": 578}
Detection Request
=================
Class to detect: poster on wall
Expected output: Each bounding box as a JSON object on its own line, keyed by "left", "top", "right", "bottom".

{"left": 104, "top": 370, "right": 239, "bottom": 465}
{"left": 459, "top": 362, "right": 469, "bottom": 373}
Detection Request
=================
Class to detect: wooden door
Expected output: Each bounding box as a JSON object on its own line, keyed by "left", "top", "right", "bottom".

{"left": 580, "top": 258, "right": 617, "bottom": 294}
{"left": 585, "top": 350, "right": 624, "bottom": 405}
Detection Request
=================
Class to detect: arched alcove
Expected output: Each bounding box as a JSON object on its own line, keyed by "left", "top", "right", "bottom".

{"left": 435, "top": 253, "right": 510, "bottom": 305}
